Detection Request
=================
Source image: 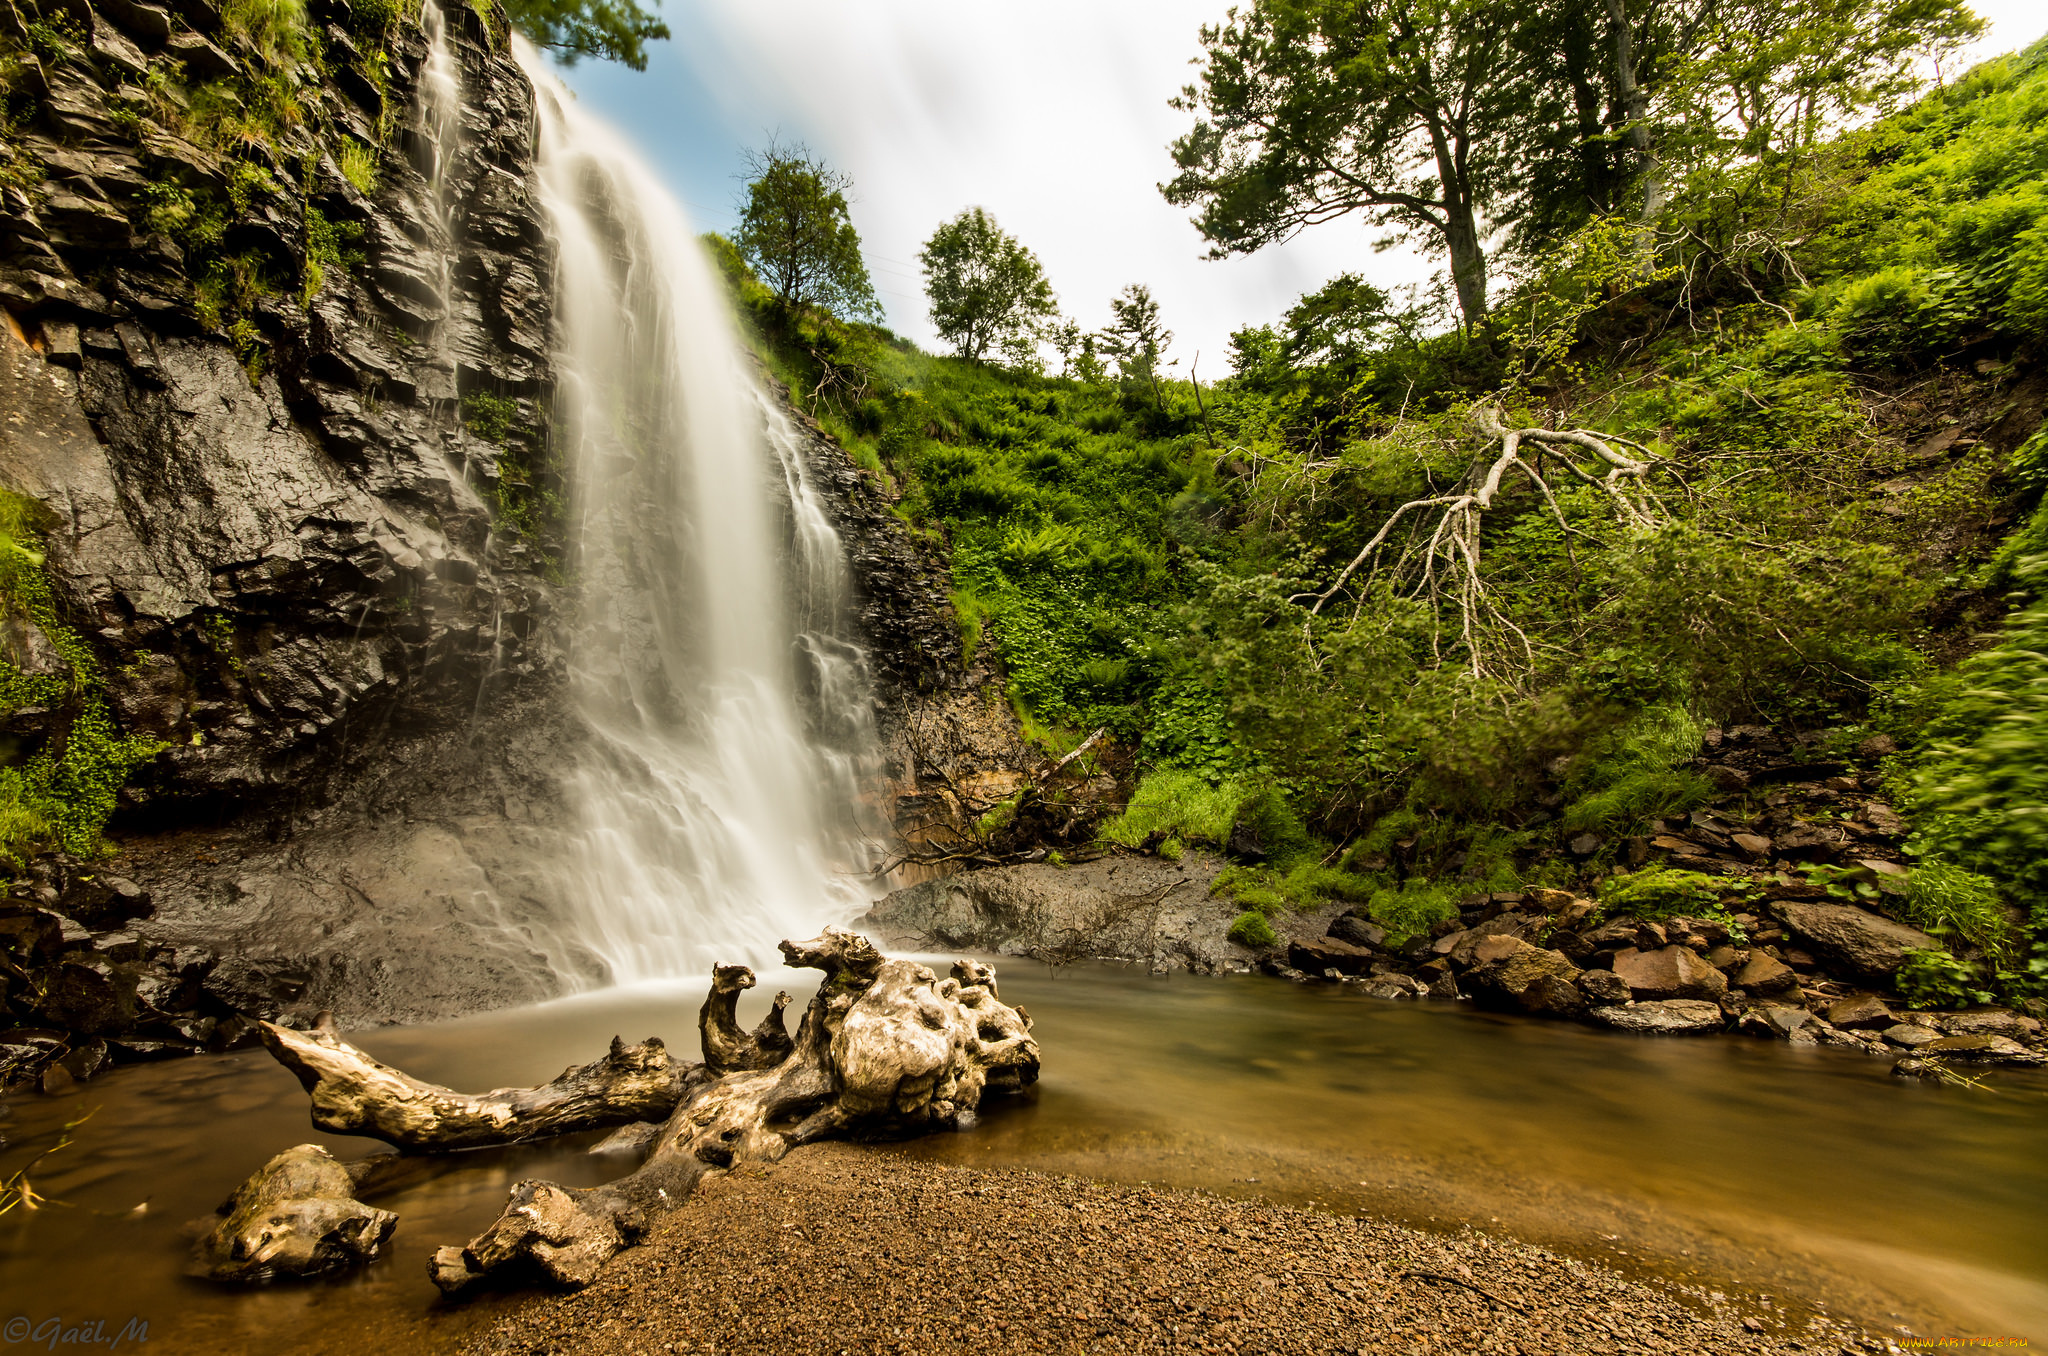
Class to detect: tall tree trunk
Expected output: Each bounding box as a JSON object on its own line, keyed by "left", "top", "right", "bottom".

{"left": 1444, "top": 205, "right": 1489, "bottom": 327}
{"left": 1607, "top": 0, "right": 1667, "bottom": 222}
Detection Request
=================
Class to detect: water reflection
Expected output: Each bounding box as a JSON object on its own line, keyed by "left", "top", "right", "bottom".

{"left": 1, "top": 964, "right": 2042, "bottom": 1352}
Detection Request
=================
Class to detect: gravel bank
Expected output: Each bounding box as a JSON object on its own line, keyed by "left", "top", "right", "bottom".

{"left": 464, "top": 1143, "right": 1883, "bottom": 1356}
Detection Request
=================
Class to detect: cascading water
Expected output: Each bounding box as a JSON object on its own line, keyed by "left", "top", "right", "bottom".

{"left": 416, "top": 0, "right": 463, "bottom": 356}
{"left": 517, "top": 44, "right": 881, "bottom": 984}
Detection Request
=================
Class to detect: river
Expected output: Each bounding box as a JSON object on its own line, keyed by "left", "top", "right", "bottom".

{"left": 1, "top": 961, "right": 2041, "bottom": 1352}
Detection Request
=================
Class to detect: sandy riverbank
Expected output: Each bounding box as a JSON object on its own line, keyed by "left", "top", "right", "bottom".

{"left": 462, "top": 1143, "right": 1886, "bottom": 1356}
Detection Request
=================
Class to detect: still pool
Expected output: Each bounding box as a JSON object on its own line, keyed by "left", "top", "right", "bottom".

{"left": 2, "top": 961, "right": 2043, "bottom": 1352}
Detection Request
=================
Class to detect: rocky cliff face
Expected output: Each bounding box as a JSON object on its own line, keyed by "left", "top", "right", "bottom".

{"left": 2, "top": 0, "right": 561, "bottom": 816}
{"left": 0, "top": 0, "right": 1021, "bottom": 1059}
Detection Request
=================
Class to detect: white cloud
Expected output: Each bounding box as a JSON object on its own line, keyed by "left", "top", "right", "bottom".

{"left": 558, "top": 0, "right": 2048, "bottom": 367}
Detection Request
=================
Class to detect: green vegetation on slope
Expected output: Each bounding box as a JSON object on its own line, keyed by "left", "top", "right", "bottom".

{"left": 715, "top": 36, "right": 2048, "bottom": 994}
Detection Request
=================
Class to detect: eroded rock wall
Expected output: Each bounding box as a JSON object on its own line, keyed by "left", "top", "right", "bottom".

{"left": 1, "top": 0, "right": 561, "bottom": 813}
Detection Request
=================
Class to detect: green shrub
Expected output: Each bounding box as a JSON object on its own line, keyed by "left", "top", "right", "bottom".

{"left": 1227, "top": 910, "right": 1278, "bottom": 948}
{"left": 338, "top": 141, "right": 378, "bottom": 195}
{"left": 1895, "top": 947, "right": 1992, "bottom": 1009}
{"left": 1598, "top": 866, "right": 1726, "bottom": 918}
{"left": 1365, "top": 878, "right": 1461, "bottom": 940}
{"left": 1897, "top": 860, "right": 2012, "bottom": 957}
{"left": 1097, "top": 769, "right": 1242, "bottom": 848}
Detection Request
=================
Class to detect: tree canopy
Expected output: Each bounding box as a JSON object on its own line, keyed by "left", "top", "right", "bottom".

{"left": 1164, "top": 0, "right": 1980, "bottom": 325}
{"left": 504, "top": 0, "right": 670, "bottom": 70}
{"left": 920, "top": 208, "right": 1059, "bottom": 365}
{"left": 1163, "top": 0, "right": 1526, "bottom": 327}
{"left": 734, "top": 145, "right": 881, "bottom": 321}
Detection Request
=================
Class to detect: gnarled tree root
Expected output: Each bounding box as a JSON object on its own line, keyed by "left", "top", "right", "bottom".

{"left": 243, "top": 929, "right": 1038, "bottom": 1295}
{"left": 260, "top": 1015, "right": 705, "bottom": 1152}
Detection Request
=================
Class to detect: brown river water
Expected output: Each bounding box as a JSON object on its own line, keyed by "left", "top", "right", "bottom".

{"left": 1, "top": 961, "right": 2042, "bottom": 1353}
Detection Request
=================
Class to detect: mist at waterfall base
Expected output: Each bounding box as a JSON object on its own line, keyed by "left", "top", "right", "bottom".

{"left": 519, "top": 41, "right": 881, "bottom": 987}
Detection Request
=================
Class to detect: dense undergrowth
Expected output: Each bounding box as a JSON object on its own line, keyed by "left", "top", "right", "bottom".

{"left": 712, "top": 38, "right": 2048, "bottom": 1003}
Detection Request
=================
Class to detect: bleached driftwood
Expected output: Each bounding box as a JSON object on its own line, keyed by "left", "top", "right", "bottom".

{"left": 231, "top": 929, "right": 1038, "bottom": 1293}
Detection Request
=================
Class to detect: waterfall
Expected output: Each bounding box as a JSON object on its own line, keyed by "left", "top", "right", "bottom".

{"left": 516, "top": 44, "right": 881, "bottom": 985}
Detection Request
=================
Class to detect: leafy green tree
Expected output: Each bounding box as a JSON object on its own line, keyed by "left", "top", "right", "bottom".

{"left": 1099, "top": 285, "right": 1172, "bottom": 409}
{"left": 1163, "top": 0, "right": 1530, "bottom": 327}
{"left": 504, "top": 0, "right": 670, "bottom": 70}
{"left": 1652, "top": 0, "right": 1981, "bottom": 206}
{"left": 919, "top": 208, "right": 1059, "bottom": 365}
{"left": 734, "top": 145, "right": 881, "bottom": 321}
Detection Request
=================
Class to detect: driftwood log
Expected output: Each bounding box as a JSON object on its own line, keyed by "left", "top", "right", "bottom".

{"left": 234, "top": 929, "right": 1038, "bottom": 1293}
{"left": 191, "top": 1144, "right": 399, "bottom": 1282}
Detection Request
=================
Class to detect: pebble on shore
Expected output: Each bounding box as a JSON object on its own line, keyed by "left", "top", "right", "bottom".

{"left": 465, "top": 1143, "right": 1886, "bottom": 1356}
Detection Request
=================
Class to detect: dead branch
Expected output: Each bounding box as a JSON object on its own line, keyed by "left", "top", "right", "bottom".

{"left": 1290, "top": 405, "right": 1665, "bottom": 679}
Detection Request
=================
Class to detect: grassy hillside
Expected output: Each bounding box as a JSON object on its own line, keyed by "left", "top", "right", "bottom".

{"left": 713, "top": 38, "right": 2048, "bottom": 1003}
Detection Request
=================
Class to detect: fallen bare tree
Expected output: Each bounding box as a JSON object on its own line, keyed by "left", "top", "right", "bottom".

{"left": 211, "top": 929, "right": 1039, "bottom": 1293}
{"left": 1293, "top": 404, "right": 1669, "bottom": 678}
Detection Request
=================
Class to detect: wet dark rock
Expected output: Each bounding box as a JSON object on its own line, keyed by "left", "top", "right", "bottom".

{"left": 1732, "top": 950, "right": 1799, "bottom": 996}
{"left": 1738, "top": 1005, "right": 1813, "bottom": 1041}
{"left": 1590, "top": 1000, "right": 1725, "bottom": 1034}
{"left": 1826, "top": 994, "right": 1897, "bottom": 1030}
{"left": 1577, "top": 969, "right": 1630, "bottom": 1005}
{"left": 1918, "top": 1034, "right": 2040, "bottom": 1064}
{"left": 1463, "top": 937, "right": 1585, "bottom": 1018}
{"left": 1774, "top": 902, "right": 1938, "bottom": 980}
{"left": 53, "top": 873, "right": 153, "bottom": 928}
{"left": 1289, "top": 936, "right": 1376, "bottom": 977}
{"left": 1327, "top": 912, "right": 1386, "bottom": 950}
{"left": 1611, "top": 945, "right": 1728, "bottom": 1001}
{"left": 34, "top": 957, "right": 139, "bottom": 1034}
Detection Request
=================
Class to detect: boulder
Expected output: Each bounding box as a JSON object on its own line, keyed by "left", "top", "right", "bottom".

{"left": 1612, "top": 945, "right": 1729, "bottom": 1001}
{"left": 1825, "top": 994, "right": 1896, "bottom": 1030}
{"left": 1882, "top": 1024, "right": 1941, "bottom": 1049}
{"left": 1939, "top": 1009, "right": 2030, "bottom": 1040}
{"left": 1590, "top": 1000, "right": 1725, "bottom": 1034}
{"left": 1774, "top": 902, "right": 1938, "bottom": 980}
{"left": 1288, "top": 936, "right": 1376, "bottom": 977}
{"left": 1738, "top": 1005, "right": 1813, "bottom": 1040}
{"left": 1326, "top": 914, "right": 1387, "bottom": 951}
{"left": 1919, "top": 1034, "right": 2041, "bottom": 1064}
{"left": 1732, "top": 951, "right": 1800, "bottom": 996}
{"left": 1577, "top": 969, "right": 1630, "bottom": 1005}
{"left": 34, "top": 958, "right": 140, "bottom": 1034}
{"left": 1463, "top": 938, "right": 1585, "bottom": 1019}
{"left": 1445, "top": 914, "right": 1536, "bottom": 965}
{"left": 1357, "top": 974, "right": 1426, "bottom": 1001}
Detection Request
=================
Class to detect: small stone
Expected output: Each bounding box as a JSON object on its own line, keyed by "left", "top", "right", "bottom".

{"left": 1731, "top": 833, "right": 1773, "bottom": 860}
{"left": 1856, "top": 734, "right": 1898, "bottom": 760}
{"left": 1882, "top": 1024, "right": 1942, "bottom": 1049}
{"left": 1826, "top": 994, "right": 1895, "bottom": 1030}
{"left": 1590, "top": 1000, "right": 1724, "bottom": 1034}
{"left": 1739, "top": 1005, "right": 1812, "bottom": 1040}
{"left": 1578, "top": 969, "right": 1630, "bottom": 1005}
{"left": 1568, "top": 833, "right": 1602, "bottom": 857}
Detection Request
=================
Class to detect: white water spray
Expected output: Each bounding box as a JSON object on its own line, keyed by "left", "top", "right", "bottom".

{"left": 517, "top": 45, "right": 880, "bottom": 984}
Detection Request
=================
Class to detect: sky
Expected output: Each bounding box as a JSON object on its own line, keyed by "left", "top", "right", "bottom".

{"left": 553, "top": 0, "right": 2048, "bottom": 368}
